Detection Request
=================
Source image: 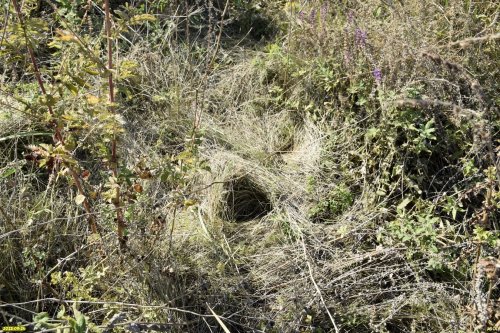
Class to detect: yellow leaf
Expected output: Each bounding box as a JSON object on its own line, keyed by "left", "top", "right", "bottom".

{"left": 183, "top": 199, "right": 197, "bottom": 207}
{"left": 75, "top": 194, "right": 86, "bottom": 205}
{"left": 130, "top": 14, "right": 157, "bottom": 25}
{"left": 56, "top": 30, "right": 78, "bottom": 42}
{"left": 84, "top": 67, "right": 100, "bottom": 76}
{"left": 86, "top": 95, "right": 99, "bottom": 105}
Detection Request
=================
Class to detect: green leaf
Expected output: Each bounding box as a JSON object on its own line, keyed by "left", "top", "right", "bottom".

{"left": 64, "top": 82, "right": 79, "bottom": 95}
{"left": 57, "top": 305, "right": 66, "bottom": 319}
{"left": 74, "top": 312, "right": 87, "bottom": 333}
{"left": 366, "top": 127, "right": 380, "bottom": 139}
{"left": 34, "top": 312, "right": 50, "bottom": 323}
{"left": 355, "top": 97, "right": 367, "bottom": 106}
{"left": 68, "top": 317, "right": 77, "bottom": 330}
{"left": 38, "top": 94, "right": 58, "bottom": 107}
{"left": 0, "top": 132, "right": 52, "bottom": 142}
{"left": 424, "top": 119, "right": 435, "bottom": 130}
{"left": 33, "top": 312, "right": 57, "bottom": 329}
{"left": 183, "top": 199, "right": 197, "bottom": 207}
{"left": 71, "top": 75, "right": 88, "bottom": 88}
{"left": 0, "top": 168, "right": 16, "bottom": 178}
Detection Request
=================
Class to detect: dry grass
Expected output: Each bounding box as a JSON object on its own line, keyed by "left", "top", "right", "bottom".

{"left": 1, "top": 0, "right": 498, "bottom": 332}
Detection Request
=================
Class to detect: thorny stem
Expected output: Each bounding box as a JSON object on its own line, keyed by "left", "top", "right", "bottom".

{"left": 0, "top": 203, "right": 12, "bottom": 227}
{"left": 167, "top": 205, "right": 178, "bottom": 256}
{"left": 11, "top": 0, "right": 97, "bottom": 234}
{"left": 208, "top": 0, "right": 230, "bottom": 68}
{"left": 0, "top": 1, "right": 10, "bottom": 50}
{"left": 11, "top": 0, "right": 62, "bottom": 143}
{"left": 104, "top": 0, "right": 126, "bottom": 250}
{"left": 185, "top": 0, "right": 190, "bottom": 47}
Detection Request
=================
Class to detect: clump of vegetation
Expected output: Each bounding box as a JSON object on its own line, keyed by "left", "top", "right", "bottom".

{"left": 1, "top": 0, "right": 498, "bottom": 332}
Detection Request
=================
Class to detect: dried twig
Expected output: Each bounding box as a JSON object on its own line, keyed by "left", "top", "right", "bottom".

{"left": 300, "top": 234, "right": 340, "bottom": 333}
{"left": 448, "top": 32, "right": 500, "bottom": 48}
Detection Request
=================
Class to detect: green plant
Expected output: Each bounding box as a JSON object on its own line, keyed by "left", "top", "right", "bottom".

{"left": 50, "top": 265, "right": 108, "bottom": 301}
{"left": 309, "top": 184, "right": 354, "bottom": 221}
{"left": 379, "top": 196, "right": 459, "bottom": 269}
{"left": 10, "top": 0, "right": 98, "bottom": 233}
{"left": 33, "top": 304, "right": 94, "bottom": 333}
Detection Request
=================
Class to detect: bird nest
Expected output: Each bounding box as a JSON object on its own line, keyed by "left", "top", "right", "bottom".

{"left": 222, "top": 176, "right": 272, "bottom": 222}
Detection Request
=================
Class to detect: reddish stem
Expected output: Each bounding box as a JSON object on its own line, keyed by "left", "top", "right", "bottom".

{"left": 104, "top": 0, "right": 126, "bottom": 249}
{"left": 12, "top": 0, "right": 97, "bottom": 234}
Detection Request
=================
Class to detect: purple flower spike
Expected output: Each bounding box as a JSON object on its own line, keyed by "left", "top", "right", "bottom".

{"left": 298, "top": 10, "right": 305, "bottom": 21}
{"left": 355, "top": 28, "right": 367, "bottom": 47}
{"left": 320, "top": 3, "right": 329, "bottom": 20}
{"left": 309, "top": 9, "right": 317, "bottom": 24}
{"left": 347, "top": 10, "right": 355, "bottom": 24}
{"left": 373, "top": 68, "right": 382, "bottom": 83}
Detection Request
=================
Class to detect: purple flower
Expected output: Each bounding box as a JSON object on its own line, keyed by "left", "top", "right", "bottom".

{"left": 309, "top": 9, "right": 317, "bottom": 24}
{"left": 298, "top": 10, "right": 305, "bottom": 21}
{"left": 320, "top": 3, "right": 329, "bottom": 21}
{"left": 347, "top": 10, "right": 355, "bottom": 24}
{"left": 373, "top": 68, "right": 382, "bottom": 83}
{"left": 355, "top": 28, "right": 367, "bottom": 47}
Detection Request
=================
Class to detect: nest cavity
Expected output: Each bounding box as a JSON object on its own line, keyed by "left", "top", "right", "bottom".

{"left": 223, "top": 176, "right": 272, "bottom": 222}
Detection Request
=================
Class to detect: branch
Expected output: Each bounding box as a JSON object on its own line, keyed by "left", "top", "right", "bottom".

{"left": 11, "top": 0, "right": 97, "bottom": 234}
{"left": 104, "top": 0, "right": 126, "bottom": 250}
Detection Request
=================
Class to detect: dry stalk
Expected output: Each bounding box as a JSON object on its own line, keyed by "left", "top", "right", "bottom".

{"left": 0, "top": 298, "right": 234, "bottom": 322}
{"left": 208, "top": 0, "right": 230, "bottom": 68}
{"left": 300, "top": 233, "right": 340, "bottom": 333}
{"left": 448, "top": 32, "right": 500, "bottom": 49}
{"left": 394, "top": 98, "right": 479, "bottom": 118}
{"left": 104, "top": 0, "right": 126, "bottom": 250}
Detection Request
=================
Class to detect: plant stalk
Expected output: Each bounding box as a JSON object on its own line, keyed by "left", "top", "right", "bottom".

{"left": 12, "top": 0, "right": 97, "bottom": 234}
{"left": 104, "top": 0, "right": 126, "bottom": 249}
